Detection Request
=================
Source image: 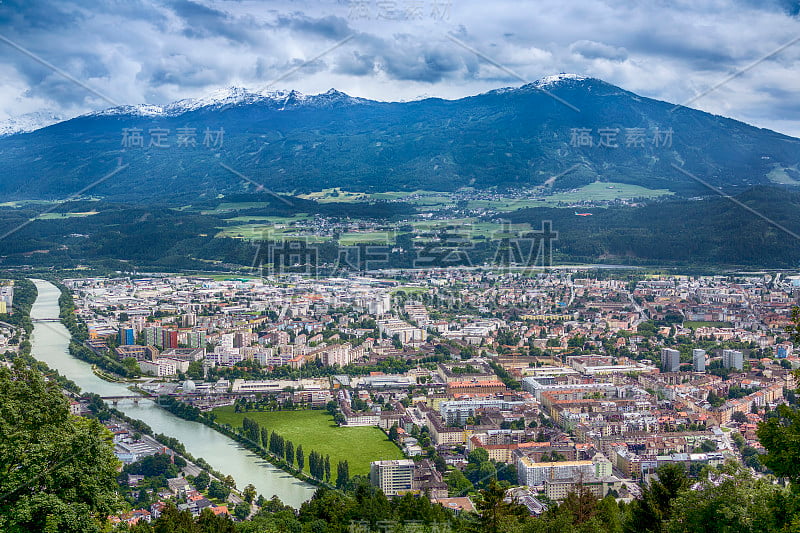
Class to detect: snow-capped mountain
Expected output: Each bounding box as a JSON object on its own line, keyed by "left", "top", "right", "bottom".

{"left": 0, "top": 75, "right": 588, "bottom": 134}
{"left": 91, "top": 87, "right": 369, "bottom": 118}
{"left": 0, "top": 74, "right": 797, "bottom": 202}
{"left": 531, "top": 73, "right": 589, "bottom": 88}
{"left": 0, "top": 110, "right": 68, "bottom": 137}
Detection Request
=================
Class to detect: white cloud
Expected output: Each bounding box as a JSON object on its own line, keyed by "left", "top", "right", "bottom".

{"left": 0, "top": 0, "right": 798, "bottom": 135}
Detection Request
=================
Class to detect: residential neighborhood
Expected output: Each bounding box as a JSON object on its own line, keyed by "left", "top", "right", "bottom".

{"left": 49, "top": 270, "right": 800, "bottom": 516}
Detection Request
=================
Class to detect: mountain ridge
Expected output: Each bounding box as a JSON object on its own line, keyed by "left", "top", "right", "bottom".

{"left": 0, "top": 75, "right": 798, "bottom": 201}
{"left": 1, "top": 73, "right": 598, "bottom": 133}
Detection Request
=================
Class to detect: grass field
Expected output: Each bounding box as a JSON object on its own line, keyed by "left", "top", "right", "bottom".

{"left": 466, "top": 198, "right": 548, "bottom": 211}
{"left": 215, "top": 224, "right": 328, "bottom": 242}
{"left": 683, "top": 321, "right": 733, "bottom": 329}
{"left": 36, "top": 211, "right": 99, "bottom": 219}
{"left": 391, "top": 285, "right": 428, "bottom": 295}
{"left": 212, "top": 407, "right": 404, "bottom": 476}
{"left": 224, "top": 214, "right": 311, "bottom": 223}
{"left": 338, "top": 231, "right": 400, "bottom": 245}
{"left": 298, "top": 188, "right": 371, "bottom": 203}
{"left": 411, "top": 218, "right": 531, "bottom": 240}
{"left": 546, "top": 182, "right": 673, "bottom": 203}
{"left": 181, "top": 273, "right": 260, "bottom": 281}
{"left": 767, "top": 166, "right": 800, "bottom": 185}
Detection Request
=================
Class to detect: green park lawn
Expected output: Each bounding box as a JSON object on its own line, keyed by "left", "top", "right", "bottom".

{"left": 212, "top": 407, "right": 404, "bottom": 476}
{"left": 683, "top": 321, "right": 734, "bottom": 329}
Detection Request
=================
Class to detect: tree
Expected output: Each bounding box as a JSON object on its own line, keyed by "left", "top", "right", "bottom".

{"left": 695, "top": 439, "right": 718, "bottom": 453}
{"left": 665, "top": 461, "right": 789, "bottom": 532}
{"left": 125, "top": 453, "right": 179, "bottom": 478}
{"left": 324, "top": 455, "right": 331, "bottom": 482}
{"left": 625, "top": 463, "right": 688, "bottom": 533}
{"left": 0, "top": 360, "right": 121, "bottom": 533}
{"left": 208, "top": 480, "right": 230, "bottom": 500}
{"left": 336, "top": 460, "right": 350, "bottom": 489}
{"left": 785, "top": 306, "right": 800, "bottom": 344}
{"left": 197, "top": 506, "right": 237, "bottom": 532}
{"left": 731, "top": 411, "right": 748, "bottom": 424}
{"left": 242, "top": 483, "right": 256, "bottom": 504}
{"left": 193, "top": 471, "right": 210, "bottom": 491}
{"left": 706, "top": 391, "right": 725, "bottom": 408}
{"left": 757, "top": 403, "right": 800, "bottom": 482}
{"left": 468, "top": 447, "right": 489, "bottom": 465}
{"left": 296, "top": 445, "right": 305, "bottom": 472}
{"left": 151, "top": 504, "right": 201, "bottom": 533}
{"left": 186, "top": 360, "right": 204, "bottom": 380}
{"left": 560, "top": 483, "right": 598, "bottom": 525}
{"left": 474, "top": 479, "right": 527, "bottom": 533}
{"left": 325, "top": 400, "right": 338, "bottom": 416}
{"left": 261, "top": 427, "right": 269, "bottom": 449}
{"left": 285, "top": 441, "right": 294, "bottom": 467}
{"left": 445, "top": 469, "right": 473, "bottom": 496}
{"left": 234, "top": 501, "right": 250, "bottom": 521}
{"left": 388, "top": 424, "right": 399, "bottom": 442}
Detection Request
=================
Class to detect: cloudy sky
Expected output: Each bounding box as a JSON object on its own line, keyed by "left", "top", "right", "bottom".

{"left": 1, "top": 0, "right": 800, "bottom": 135}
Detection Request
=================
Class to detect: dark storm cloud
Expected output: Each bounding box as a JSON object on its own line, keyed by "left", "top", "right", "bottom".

{"left": 737, "top": 0, "right": 800, "bottom": 16}
{"left": 0, "top": 0, "right": 84, "bottom": 32}
{"left": 278, "top": 13, "right": 352, "bottom": 40}
{"left": 380, "top": 47, "right": 464, "bottom": 82}
{"left": 171, "top": 0, "right": 260, "bottom": 42}
{"left": 334, "top": 51, "right": 376, "bottom": 76}
{"left": 355, "top": 33, "right": 468, "bottom": 83}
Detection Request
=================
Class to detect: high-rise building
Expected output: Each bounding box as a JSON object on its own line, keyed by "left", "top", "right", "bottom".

{"left": 722, "top": 349, "right": 744, "bottom": 370}
{"left": 144, "top": 326, "right": 162, "bottom": 348}
{"left": 692, "top": 349, "right": 706, "bottom": 372}
{"left": 661, "top": 348, "right": 680, "bottom": 372}
{"left": 233, "top": 332, "right": 250, "bottom": 348}
{"left": 118, "top": 327, "right": 135, "bottom": 346}
{"left": 181, "top": 313, "right": 197, "bottom": 328}
{"left": 370, "top": 460, "right": 415, "bottom": 496}
{"left": 187, "top": 330, "right": 206, "bottom": 349}
{"left": 161, "top": 329, "right": 179, "bottom": 350}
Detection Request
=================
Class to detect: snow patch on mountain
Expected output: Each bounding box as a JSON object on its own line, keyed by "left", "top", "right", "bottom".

{"left": 0, "top": 111, "right": 68, "bottom": 137}
{"left": 531, "top": 73, "right": 590, "bottom": 88}
{"left": 91, "top": 87, "right": 369, "bottom": 118}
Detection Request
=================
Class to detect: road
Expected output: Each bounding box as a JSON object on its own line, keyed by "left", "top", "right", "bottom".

{"left": 626, "top": 290, "right": 648, "bottom": 327}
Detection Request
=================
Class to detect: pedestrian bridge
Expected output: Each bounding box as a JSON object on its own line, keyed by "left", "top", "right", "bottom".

{"left": 98, "top": 394, "right": 154, "bottom": 405}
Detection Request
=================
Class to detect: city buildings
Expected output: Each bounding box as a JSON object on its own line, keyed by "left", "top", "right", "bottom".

{"left": 661, "top": 348, "right": 680, "bottom": 373}
{"left": 60, "top": 269, "right": 800, "bottom": 508}
{"left": 692, "top": 349, "right": 706, "bottom": 372}
{"left": 722, "top": 349, "right": 744, "bottom": 370}
{"left": 370, "top": 459, "right": 415, "bottom": 496}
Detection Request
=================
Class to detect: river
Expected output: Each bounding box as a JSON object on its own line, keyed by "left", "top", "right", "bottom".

{"left": 28, "top": 279, "right": 316, "bottom": 507}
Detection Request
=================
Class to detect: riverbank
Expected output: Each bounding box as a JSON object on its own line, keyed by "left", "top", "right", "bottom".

{"left": 156, "top": 398, "right": 331, "bottom": 489}
{"left": 2, "top": 279, "right": 237, "bottom": 506}
{"left": 92, "top": 364, "right": 129, "bottom": 383}
{"left": 27, "top": 279, "right": 315, "bottom": 506}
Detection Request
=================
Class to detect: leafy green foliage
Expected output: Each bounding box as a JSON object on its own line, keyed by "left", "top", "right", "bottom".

{"left": 0, "top": 360, "right": 120, "bottom": 533}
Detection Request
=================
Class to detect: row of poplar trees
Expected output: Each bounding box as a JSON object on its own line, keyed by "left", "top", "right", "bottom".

{"left": 241, "top": 416, "right": 349, "bottom": 487}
